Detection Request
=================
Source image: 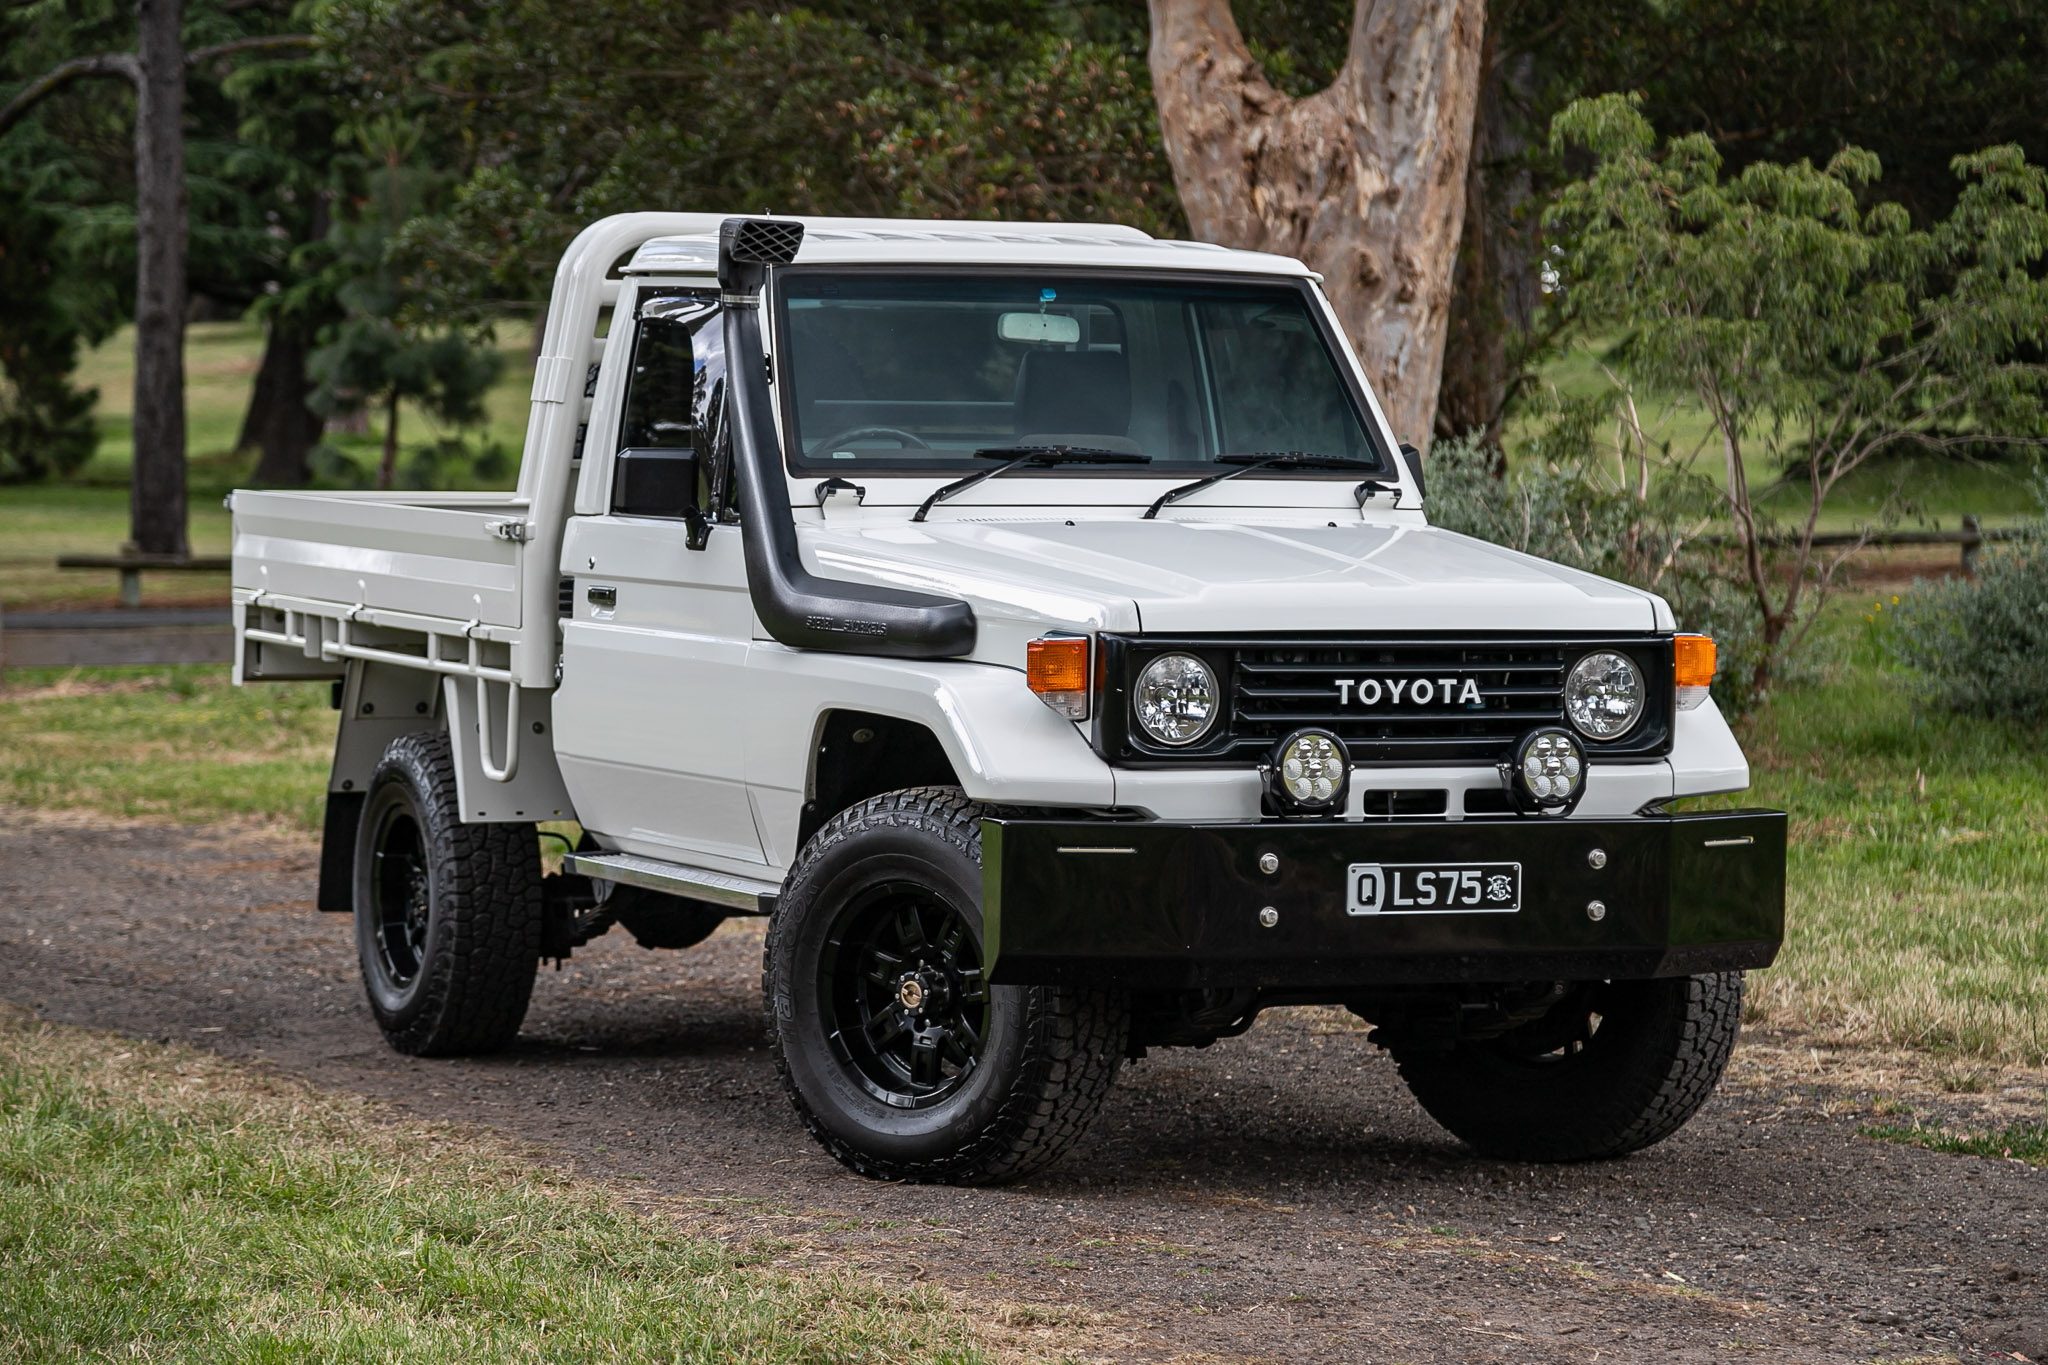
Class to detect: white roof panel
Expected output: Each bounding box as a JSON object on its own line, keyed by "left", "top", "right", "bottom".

{"left": 622, "top": 215, "right": 1309, "bottom": 278}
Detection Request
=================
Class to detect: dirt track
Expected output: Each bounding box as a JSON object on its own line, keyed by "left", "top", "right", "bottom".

{"left": 3, "top": 812, "right": 2043, "bottom": 1364}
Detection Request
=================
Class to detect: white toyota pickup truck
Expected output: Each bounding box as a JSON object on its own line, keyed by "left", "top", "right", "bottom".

{"left": 231, "top": 213, "right": 1784, "bottom": 1184}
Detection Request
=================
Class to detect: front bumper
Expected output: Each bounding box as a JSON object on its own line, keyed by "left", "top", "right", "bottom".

{"left": 982, "top": 809, "right": 1784, "bottom": 991}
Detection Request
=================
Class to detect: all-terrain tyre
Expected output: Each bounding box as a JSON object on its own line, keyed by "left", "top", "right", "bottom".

{"left": 1393, "top": 972, "right": 1745, "bottom": 1161}
{"left": 353, "top": 730, "right": 543, "bottom": 1056}
{"left": 764, "top": 787, "right": 1127, "bottom": 1184}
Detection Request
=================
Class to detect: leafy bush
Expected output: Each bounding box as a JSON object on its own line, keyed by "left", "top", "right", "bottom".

{"left": 1894, "top": 507, "right": 2048, "bottom": 721}
{"left": 1428, "top": 407, "right": 1768, "bottom": 714}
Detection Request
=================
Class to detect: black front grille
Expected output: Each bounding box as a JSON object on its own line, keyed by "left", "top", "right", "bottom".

{"left": 1233, "top": 640, "right": 1568, "bottom": 762}
{"left": 1095, "top": 634, "right": 1673, "bottom": 767}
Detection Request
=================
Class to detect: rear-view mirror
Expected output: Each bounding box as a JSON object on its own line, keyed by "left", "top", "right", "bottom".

{"left": 998, "top": 312, "right": 1081, "bottom": 345}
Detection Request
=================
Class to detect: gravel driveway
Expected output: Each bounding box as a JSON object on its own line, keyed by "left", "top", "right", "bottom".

{"left": 2, "top": 813, "right": 2042, "bottom": 1364}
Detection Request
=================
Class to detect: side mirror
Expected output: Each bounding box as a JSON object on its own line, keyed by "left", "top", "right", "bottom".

{"left": 1398, "top": 442, "right": 1426, "bottom": 501}
{"left": 613, "top": 447, "right": 701, "bottom": 519}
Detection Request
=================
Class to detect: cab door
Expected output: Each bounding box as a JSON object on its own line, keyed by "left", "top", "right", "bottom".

{"left": 552, "top": 290, "right": 766, "bottom": 866}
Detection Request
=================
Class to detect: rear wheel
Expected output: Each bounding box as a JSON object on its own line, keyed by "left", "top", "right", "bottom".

{"left": 1393, "top": 972, "right": 1744, "bottom": 1161}
{"left": 353, "top": 731, "right": 543, "bottom": 1056}
{"left": 764, "top": 787, "right": 1127, "bottom": 1184}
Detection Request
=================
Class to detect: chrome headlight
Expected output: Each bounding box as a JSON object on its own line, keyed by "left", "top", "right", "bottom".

{"left": 1132, "top": 653, "right": 1218, "bottom": 746}
{"left": 1564, "top": 651, "right": 1645, "bottom": 739}
{"left": 1267, "top": 728, "right": 1350, "bottom": 815}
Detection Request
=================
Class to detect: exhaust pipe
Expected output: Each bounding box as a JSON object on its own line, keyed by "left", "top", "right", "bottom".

{"left": 718, "top": 218, "right": 977, "bottom": 659}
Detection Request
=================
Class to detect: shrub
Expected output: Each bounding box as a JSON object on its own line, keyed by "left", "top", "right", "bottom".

{"left": 1894, "top": 506, "right": 2048, "bottom": 721}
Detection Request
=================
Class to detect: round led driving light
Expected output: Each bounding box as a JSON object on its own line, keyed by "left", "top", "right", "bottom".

{"left": 1267, "top": 728, "right": 1350, "bottom": 815}
{"left": 1512, "top": 727, "right": 1586, "bottom": 812}
{"left": 1564, "top": 651, "right": 1646, "bottom": 739}
{"left": 1132, "top": 653, "right": 1218, "bottom": 746}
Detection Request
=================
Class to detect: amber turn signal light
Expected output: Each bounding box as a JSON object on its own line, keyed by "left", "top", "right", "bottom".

{"left": 1027, "top": 636, "right": 1091, "bottom": 720}
{"left": 1674, "top": 634, "right": 1716, "bottom": 710}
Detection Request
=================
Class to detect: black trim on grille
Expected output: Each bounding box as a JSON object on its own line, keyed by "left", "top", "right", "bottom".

{"left": 1093, "top": 633, "right": 1675, "bottom": 767}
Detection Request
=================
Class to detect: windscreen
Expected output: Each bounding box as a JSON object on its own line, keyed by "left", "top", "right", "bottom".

{"left": 776, "top": 272, "right": 1381, "bottom": 473}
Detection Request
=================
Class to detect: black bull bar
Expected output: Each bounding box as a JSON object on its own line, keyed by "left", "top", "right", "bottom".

{"left": 982, "top": 810, "right": 1785, "bottom": 991}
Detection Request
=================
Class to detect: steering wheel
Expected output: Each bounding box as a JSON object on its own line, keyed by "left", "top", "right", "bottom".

{"left": 810, "top": 425, "right": 933, "bottom": 454}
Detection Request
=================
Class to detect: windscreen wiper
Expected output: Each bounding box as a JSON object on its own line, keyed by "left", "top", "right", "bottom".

{"left": 1142, "top": 451, "right": 1382, "bottom": 520}
{"left": 912, "top": 445, "right": 1152, "bottom": 523}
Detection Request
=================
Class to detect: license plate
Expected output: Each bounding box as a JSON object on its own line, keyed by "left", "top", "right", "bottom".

{"left": 1346, "top": 861, "right": 1522, "bottom": 916}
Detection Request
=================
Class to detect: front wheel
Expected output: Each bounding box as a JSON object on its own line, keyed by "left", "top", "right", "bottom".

{"left": 764, "top": 787, "right": 1127, "bottom": 1184}
{"left": 1394, "top": 972, "right": 1745, "bottom": 1161}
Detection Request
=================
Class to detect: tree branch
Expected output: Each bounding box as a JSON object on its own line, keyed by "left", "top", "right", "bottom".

{"left": 186, "top": 34, "right": 314, "bottom": 65}
{"left": 0, "top": 51, "right": 140, "bottom": 137}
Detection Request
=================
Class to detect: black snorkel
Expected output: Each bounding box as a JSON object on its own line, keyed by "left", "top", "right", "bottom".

{"left": 718, "top": 217, "right": 977, "bottom": 658}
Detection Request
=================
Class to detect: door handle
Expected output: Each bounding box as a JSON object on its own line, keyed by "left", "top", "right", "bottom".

{"left": 586, "top": 585, "right": 618, "bottom": 610}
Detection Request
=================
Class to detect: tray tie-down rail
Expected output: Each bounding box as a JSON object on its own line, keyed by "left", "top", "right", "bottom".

{"left": 241, "top": 596, "right": 524, "bottom": 781}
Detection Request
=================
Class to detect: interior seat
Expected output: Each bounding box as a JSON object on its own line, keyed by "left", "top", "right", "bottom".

{"left": 1013, "top": 349, "right": 1135, "bottom": 451}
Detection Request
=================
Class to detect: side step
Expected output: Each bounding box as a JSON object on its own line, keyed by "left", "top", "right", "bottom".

{"left": 561, "top": 851, "right": 778, "bottom": 916}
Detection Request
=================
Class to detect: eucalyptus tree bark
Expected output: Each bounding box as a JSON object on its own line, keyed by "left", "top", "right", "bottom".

{"left": 130, "top": 0, "right": 189, "bottom": 555}
{"left": 1147, "top": 0, "right": 1485, "bottom": 447}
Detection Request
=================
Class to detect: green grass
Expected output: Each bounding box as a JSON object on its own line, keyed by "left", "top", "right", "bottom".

{"left": 0, "top": 1009, "right": 995, "bottom": 1363}
{"left": 68, "top": 318, "right": 537, "bottom": 488}
{"left": 1862, "top": 1121, "right": 2048, "bottom": 1167}
{"left": 1516, "top": 338, "right": 2044, "bottom": 532}
{"left": 1, "top": 319, "right": 536, "bottom": 610}
{"left": 0, "top": 666, "right": 334, "bottom": 828}
{"left": 1690, "top": 600, "right": 2048, "bottom": 1065}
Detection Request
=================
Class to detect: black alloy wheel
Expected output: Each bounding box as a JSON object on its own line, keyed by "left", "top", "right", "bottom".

{"left": 821, "top": 881, "right": 990, "bottom": 1109}
{"left": 765, "top": 786, "right": 1128, "bottom": 1185}
{"left": 367, "top": 801, "right": 432, "bottom": 988}
{"left": 351, "top": 730, "right": 544, "bottom": 1056}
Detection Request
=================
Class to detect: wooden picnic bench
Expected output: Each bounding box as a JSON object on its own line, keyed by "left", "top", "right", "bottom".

{"left": 55, "top": 553, "right": 231, "bottom": 608}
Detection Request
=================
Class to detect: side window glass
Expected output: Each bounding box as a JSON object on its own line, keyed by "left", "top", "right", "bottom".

{"left": 619, "top": 318, "right": 697, "bottom": 450}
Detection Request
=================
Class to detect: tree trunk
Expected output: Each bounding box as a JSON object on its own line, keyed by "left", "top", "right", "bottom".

{"left": 376, "top": 390, "right": 400, "bottom": 491}
{"left": 129, "top": 0, "right": 188, "bottom": 556}
{"left": 1434, "top": 30, "right": 1537, "bottom": 449}
{"left": 239, "top": 321, "right": 321, "bottom": 486}
{"left": 1147, "top": 0, "right": 1486, "bottom": 448}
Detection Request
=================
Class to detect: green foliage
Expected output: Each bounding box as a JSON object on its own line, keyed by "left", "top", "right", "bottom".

{"left": 321, "top": 1, "right": 1182, "bottom": 330}
{"left": 297, "top": 120, "right": 501, "bottom": 469}
{"left": 1893, "top": 502, "right": 2048, "bottom": 721}
{"left": 1428, "top": 407, "right": 1767, "bottom": 714}
{"left": 1545, "top": 94, "right": 2048, "bottom": 687}
{"left": 1517, "top": 1, "right": 2048, "bottom": 230}
{"left": 0, "top": 184, "right": 98, "bottom": 483}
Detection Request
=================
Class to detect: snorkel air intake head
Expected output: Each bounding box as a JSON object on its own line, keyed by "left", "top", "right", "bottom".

{"left": 718, "top": 217, "right": 805, "bottom": 299}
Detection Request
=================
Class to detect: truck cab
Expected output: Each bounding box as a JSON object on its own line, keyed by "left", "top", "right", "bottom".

{"left": 232, "top": 214, "right": 1783, "bottom": 1183}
